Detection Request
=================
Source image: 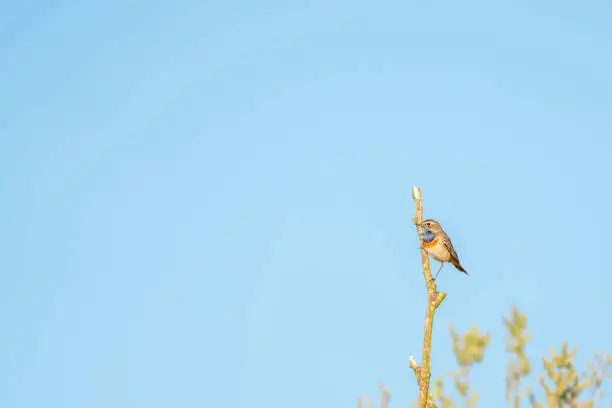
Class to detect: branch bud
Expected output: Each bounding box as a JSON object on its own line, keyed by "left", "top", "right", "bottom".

{"left": 409, "top": 355, "right": 419, "bottom": 369}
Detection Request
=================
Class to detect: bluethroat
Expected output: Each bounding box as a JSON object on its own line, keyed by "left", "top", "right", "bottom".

{"left": 418, "top": 219, "right": 468, "bottom": 280}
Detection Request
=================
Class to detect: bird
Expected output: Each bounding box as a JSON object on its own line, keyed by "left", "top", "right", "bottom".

{"left": 418, "top": 219, "right": 468, "bottom": 280}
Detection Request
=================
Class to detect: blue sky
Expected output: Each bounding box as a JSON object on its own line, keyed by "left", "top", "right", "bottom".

{"left": 1, "top": 1, "right": 612, "bottom": 407}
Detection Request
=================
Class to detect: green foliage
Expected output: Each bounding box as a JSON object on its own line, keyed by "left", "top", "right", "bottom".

{"left": 536, "top": 344, "right": 612, "bottom": 408}
{"left": 500, "top": 307, "right": 612, "bottom": 407}
{"left": 429, "top": 325, "right": 490, "bottom": 408}
{"left": 504, "top": 307, "right": 533, "bottom": 407}
{"left": 361, "top": 307, "right": 612, "bottom": 408}
{"left": 430, "top": 307, "right": 612, "bottom": 407}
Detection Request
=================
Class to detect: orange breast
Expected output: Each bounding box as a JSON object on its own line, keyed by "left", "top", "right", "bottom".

{"left": 422, "top": 237, "right": 439, "bottom": 248}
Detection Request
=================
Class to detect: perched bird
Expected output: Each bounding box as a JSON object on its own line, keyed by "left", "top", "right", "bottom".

{"left": 418, "top": 219, "right": 468, "bottom": 280}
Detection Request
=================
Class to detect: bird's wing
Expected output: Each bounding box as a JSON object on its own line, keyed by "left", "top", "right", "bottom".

{"left": 441, "top": 233, "right": 460, "bottom": 263}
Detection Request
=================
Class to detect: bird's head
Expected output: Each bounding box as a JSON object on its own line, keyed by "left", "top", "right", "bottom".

{"left": 419, "top": 219, "right": 444, "bottom": 233}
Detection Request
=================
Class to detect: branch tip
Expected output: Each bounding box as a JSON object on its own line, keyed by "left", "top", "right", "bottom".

{"left": 412, "top": 186, "right": 421, "bottom": 202}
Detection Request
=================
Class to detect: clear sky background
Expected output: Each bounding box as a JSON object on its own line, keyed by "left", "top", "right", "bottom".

{"left": 2, "top": 1, "right": 612, "bottom": 407}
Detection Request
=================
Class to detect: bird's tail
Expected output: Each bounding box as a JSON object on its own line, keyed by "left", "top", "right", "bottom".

{"left": 453, "top": 261, "right": 469, "bottom": 275}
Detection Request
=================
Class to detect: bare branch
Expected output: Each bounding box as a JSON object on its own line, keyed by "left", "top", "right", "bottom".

{"left": 412, "top": 186, "right": 446, "bottom": 408}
